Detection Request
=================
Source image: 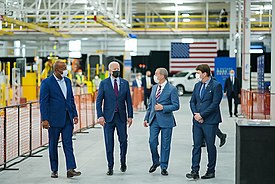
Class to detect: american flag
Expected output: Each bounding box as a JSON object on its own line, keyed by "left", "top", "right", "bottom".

{"left": 170, "top": 42, "right": 217, "bottom": 73}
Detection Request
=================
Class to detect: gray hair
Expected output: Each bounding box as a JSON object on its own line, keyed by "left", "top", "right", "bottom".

{"left": 108, "top": 61, "right": 119, "bottom": 71}
{"left": 158, "top": 68, "right": 168, "bottom": 80}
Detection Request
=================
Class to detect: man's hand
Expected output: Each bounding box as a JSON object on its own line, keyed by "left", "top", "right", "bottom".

{"left": 155, "top": 103, "right": 163, "bottom": 111}
{"left": 42, "top": 120, "right": 50, "bottom": 129}
{"left": 194, "top": 113, "right": 203, "bottom": 123}
{"left": 144, "top": 120, "right": 149, "bottom": 127}
{"left": 73, "top": 117, "right": 78, "bottom": 124}
{"left": 98, "top": 117, "right": 106, "bottom": 127}
{"left": 238, "top": 94, "right": 241, "bottom": 98}
{"left": 127, "top": 118, "right": 133, "bottom": 128}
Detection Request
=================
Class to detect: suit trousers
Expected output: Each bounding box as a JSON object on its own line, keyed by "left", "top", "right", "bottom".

{"left": 48, "top": 113, "right": 76, "bottom": 172}
{"left": 227, "top": 92, "right": 238, "bottom": 115}
{"left": 103, "top": 112, "right": 128, "bottom": 169}
{"left": 149, "top": 118, "right": 173, "bottom": 170}
{"left": 192, "top": 122, "right": 218, "bottom": 173}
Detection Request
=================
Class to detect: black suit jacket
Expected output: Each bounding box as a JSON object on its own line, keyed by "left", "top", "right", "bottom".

{"left": 224, "top": 77, "right": 241, "bottom": 97}
{"left": 142, "top": 76, "right": 154, "bottom": 91}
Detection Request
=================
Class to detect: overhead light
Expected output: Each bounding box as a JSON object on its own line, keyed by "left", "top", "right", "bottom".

{"left": 182, "top": 13, "right": 190, "bottom": 17}
{"left": 90, "top": 6, "right": 95, "bottom": 11}
{"left": 258, "top": 36, "right": 265, "bottom": 41}
{"left": 181, "top": 38, "right": 194, "bottom": 43}
{"left": 234, "top": 49, "right": 238, "bottom": 53}
{"left": 183, "top": 18, "right": 191, "bottom": 22}
{"left": 115, "top": 14, "right": 120, "bottom": 18}
{"left": 126, "top": 23, "right": 131, "bottom": 28}
{"left": 13, "top": 2, "right": 18, "bottom": 5}
{"left": 263, "top": 5, "right": 272, "bottom": 10}
{"left": 121, "top": 19, "right": 127, "bottom": 23}
{"left": 20, "top": 26, "right": 22, "bottom": 30}
{"left": 107, "top": 7, "right": 113, "bottom": 11}
{"left": 81, "top": 38, "right": 89, "bottom": 41}
{"left": 250, "top": 18, "right": 256, "bottom": 21}
{"left": 250, "top": 49, "right": 263, "bottom": 54}
{"left": 255, "top": 11, "right": 263, "bottom": 15}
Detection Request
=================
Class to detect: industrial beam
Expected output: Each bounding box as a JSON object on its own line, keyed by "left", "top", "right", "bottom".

{"left": 0, "top": 30, "right": 14, "bottom": 36}
{"left": 94, "top": 16, "right": 128, "bottom": 37}
{"left": 3, "top": 16, "right": 71, "bottom": 38}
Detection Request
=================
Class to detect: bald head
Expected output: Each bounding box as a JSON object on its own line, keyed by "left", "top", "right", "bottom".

{"left": 53, "top": 60, "right": 67, "bottom": 79}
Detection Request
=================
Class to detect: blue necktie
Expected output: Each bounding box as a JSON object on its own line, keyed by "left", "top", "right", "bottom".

{"left": 200, "top": 83, "right": 206, "bottom": 99}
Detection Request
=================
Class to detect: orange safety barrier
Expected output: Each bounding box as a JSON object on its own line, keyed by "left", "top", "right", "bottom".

{"left": 241, "top": 89, "right": 271, "bottom": 119}
{"left": 0, "top": 93, "right": 95, "bottom": 171}
{"left": 132, "top": 87, "right": 144, "bottom": 111}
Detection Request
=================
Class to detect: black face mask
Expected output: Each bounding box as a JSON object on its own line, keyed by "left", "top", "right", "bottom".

{"left": 112, "top": 71, "right": 120, "bottom": 78}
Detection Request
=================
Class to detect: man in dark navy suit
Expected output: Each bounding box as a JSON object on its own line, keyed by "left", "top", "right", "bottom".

{"left": 96, "top": 61, "right": 133, "bottom": 176}
{"left": 186, "top": 64, "right": 223, "bottom": 180}
{"left": 40, "top": 61, "right": 81, "bottom": 178}
{"left": 142, "top": 70, "right": 154, "bottom": 109}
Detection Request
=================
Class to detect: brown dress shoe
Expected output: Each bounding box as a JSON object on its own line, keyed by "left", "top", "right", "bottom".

{"left": 51, "top": 171, "right": 58, "bottom": 178}
{"left": 67, "top": 169, "right": 81, "bottom": 178}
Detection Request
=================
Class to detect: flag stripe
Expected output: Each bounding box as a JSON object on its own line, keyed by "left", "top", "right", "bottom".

{"left": 170, "top": 42, "right": 217, "bottom": 72}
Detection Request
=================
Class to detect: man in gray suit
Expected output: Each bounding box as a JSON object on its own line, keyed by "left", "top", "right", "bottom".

{"left": 144, "top": 68, "right": 180, "bottom": 176}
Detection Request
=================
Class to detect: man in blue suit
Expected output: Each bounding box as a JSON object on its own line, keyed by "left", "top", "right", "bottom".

{"left": 96, "top": 61, "right": 133, "bottom": 176}
{"left": 144, "top": 68, "right": 179, "bottom": 176}
{"left": 186, "top": 64, "right": 223, "bottom": 180}
{"left": 40, "top": 61, "right": 81, "bottom": 178}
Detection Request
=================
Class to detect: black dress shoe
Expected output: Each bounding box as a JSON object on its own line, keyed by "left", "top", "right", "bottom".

{"left": 67, "top": 169, "right": 81, "bottom": 178}
{"left": 106, "top": 169, "right": 113, "bottom": 176}
{"left": 149, "top": 164, "right": 160, "bottom": 173}
{"left": 120, "top": 164, "right": 127, "bottom": 172}
{"left": 186, "top": 171, "right": 199, "bottom": 179}
{"left": 219, "top": 134, "right": 227, "bottom": 147}
{"left": 161, "top": 169, "right": 168, "bottom": 176}
{"left": 230, "top": 114, "right": 232, "bottom": 117}
{"left": 201, "top": 172, "right": 215, "bottom": 179}
{"left": 234, "top": 113, "right": 238, "bottom": 117}
{"left": 51, "top": 171, "right": 58, "bottom": 178}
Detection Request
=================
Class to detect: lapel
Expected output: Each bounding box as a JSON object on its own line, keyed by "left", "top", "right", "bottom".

{"left": 118, "top": 78, "right": 124, "bottom": 96}
{"left": 50, "top": 75, "right": 66, "bottom": 99}
{"left": 108, "top": 77, "right": 117, "bottom": 97}
{"left": 64, "top": 78, "right": 69, "bottom": 100}
{"left": 158, "top": 82, "right": 169, "bottom": 101}
{"left": 201, "top": 78, "right": 213, "bottom": 101}
{"left": 152, "top": 85, "right": 157, "bottom": 105}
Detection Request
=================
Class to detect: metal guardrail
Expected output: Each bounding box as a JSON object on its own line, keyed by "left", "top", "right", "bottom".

{"left": 0, "top": 93, "right": 96, "bottom": 171}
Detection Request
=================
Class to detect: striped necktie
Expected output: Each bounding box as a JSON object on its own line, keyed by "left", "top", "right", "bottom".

{"left": 156, "top": 85, "right": 162, "bottom": 100}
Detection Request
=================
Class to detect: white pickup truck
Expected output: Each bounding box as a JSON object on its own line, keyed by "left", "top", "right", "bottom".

{"left": 168, "top": 70, "right": 197, "bottom": 96}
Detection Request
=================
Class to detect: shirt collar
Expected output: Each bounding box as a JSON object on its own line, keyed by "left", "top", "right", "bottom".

{"left": 158, "top": 80, "right": 167, "bottom": 88}
{"left": 53, "top": 73, "right": 65, "bottom": 82}
{"left": 203, "top": 77, "right": 211, "bottom": 86}
{"left": 110, "top": 76, "right": 120, "bottom": 83}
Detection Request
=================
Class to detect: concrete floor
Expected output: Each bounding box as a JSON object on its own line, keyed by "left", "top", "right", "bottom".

{"left": 0, "top": 95, "right": 237, "bottom": 184}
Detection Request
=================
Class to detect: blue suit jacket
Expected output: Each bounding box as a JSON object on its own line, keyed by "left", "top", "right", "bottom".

{"left": 190, "top": 78, "right": 223, "bottom": 125}
{"left": 40, "top": 75, "right": 78, "bottom": 128}
{"left": 144, "top": 82, "right": 180, "bottom": 128}
{"left": 96, "top": 77, "right": 133, "bottom": 123}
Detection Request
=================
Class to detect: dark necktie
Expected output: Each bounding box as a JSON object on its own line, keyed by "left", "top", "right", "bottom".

{"left": 200, "top": 83, "right": 206, "bottom": 99}
{"left": 156, "top": 85, "right": 162, "bottom": 100}
{"left": 114, "top": 79, "right": 118, "bottom": 96}
{"left": 114, "top": 79, "right": 119, "bottom": 112}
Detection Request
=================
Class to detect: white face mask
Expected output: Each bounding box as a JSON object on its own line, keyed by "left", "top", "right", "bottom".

{"left": 138, "top": 76, "right": 142, "bottom": 80}
{"left": 95, "top": 76, "right": 99, "bottom": 79}
{"left": 230, "top": 73, "right": 235, "bottom": 77}
{"left": 61, "top": 70, "right": 68, "bottom": 78}
{"left": 154, "top": 75, "right": 159, "bottom": 83}
{"left": 195, "top": 73, "right": 202, "bottom": 82}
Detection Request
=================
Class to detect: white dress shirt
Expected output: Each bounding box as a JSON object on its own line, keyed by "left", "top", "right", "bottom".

{"left": 53, "top": 74, "right": 67, "bottom": 99}
{"left": 155, "top": 80, "right": 167, "bottom": 96}
{"left": 110, "top": 76, "right": 120, "bottom": 91}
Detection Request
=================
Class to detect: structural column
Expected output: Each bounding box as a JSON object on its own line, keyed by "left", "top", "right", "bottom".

{"left": 242, "top": 0, "right": 251, "bottom": 90}
{"left": 270, "top": 1, "right": 275, "bottom": 120}
{"left": 229, "top": 0, "right": 236, "bottom": 58}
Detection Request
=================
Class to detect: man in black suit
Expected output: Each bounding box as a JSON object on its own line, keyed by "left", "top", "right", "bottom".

{"left": 142, "top": 70, "right": 153, "bottom": 109}
{"left": 224, "top": 70, "right": 241, "bottom": 117}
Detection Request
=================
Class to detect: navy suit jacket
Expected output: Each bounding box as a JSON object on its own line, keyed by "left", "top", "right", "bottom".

{"left": 96, "top": 77, "right": 133, "bottom": 123}
{"left": 40, "top": 75, "right": 78, "bottom": 128}
{"left": 190, "top": 78, "right": 223, "bottom": 125}
{"left": 144, "top": 82, "right": 180, "bottom": 128}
